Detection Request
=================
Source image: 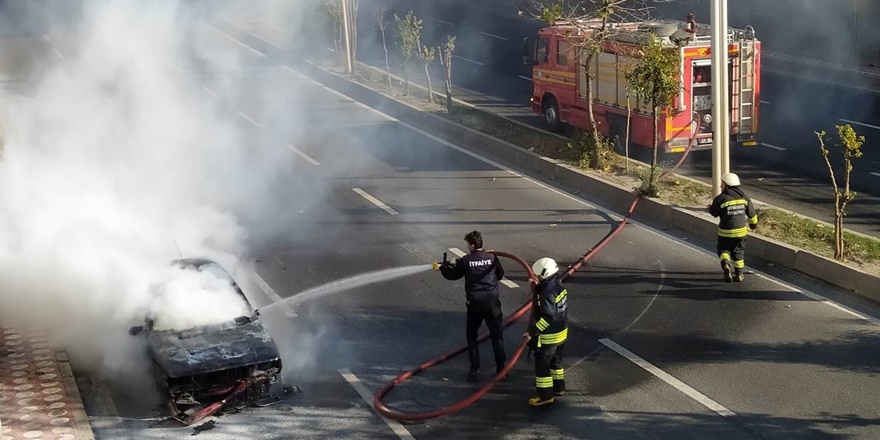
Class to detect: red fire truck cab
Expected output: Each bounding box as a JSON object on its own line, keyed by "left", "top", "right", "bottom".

{"left": 525, "top": 19, "right": 761, "bottom": 154}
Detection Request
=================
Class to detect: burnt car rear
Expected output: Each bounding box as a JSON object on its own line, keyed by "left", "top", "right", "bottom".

{"left": 130, "top": 258, "right": 285, "bottom": 424}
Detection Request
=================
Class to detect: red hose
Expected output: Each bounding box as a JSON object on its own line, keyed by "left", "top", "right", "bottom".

{"left": 373, "top": 120, "right": 704, "bottom": 420}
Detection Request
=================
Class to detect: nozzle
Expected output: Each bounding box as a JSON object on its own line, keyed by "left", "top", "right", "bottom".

{"left": 433, "top": 261, "right": 441, "bottom": 271}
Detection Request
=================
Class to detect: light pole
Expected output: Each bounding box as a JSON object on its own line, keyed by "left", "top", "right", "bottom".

{"left": 341, "top": 0, "right": 354, "bottom": 73}
{"left": 710, "top": 0, "right": 730, "bottom": 195}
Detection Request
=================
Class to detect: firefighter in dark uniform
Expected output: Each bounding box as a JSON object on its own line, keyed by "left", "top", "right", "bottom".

{"left": 525, "top": 257, "right": 568, "bottom": 407}
{"left": 709, "top": 173, "right": 758, "bottom": 282}
{"left": 440, "top": 231, "right": 507, "bottom": 382}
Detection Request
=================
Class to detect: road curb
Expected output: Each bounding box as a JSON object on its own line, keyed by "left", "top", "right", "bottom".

{"left": 57, "top": 351, "right": 96, "bottom": 440}
{"left": 295, "top": 58, "right": 880, "bottom": 303}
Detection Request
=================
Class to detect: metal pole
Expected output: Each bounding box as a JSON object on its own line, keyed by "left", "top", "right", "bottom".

{"left": 341, "top": 0, "right": 353, "bottom": 74}
{"left": 710, "top": 0, "right": 730, "bottom": 195}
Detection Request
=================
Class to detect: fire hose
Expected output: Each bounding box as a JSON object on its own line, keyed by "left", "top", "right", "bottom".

{"left": 373, "top": 124, "right": 702, "bottom": 421}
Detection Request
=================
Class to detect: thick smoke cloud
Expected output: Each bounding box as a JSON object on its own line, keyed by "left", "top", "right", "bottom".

{"left": 0, "top": 0, "right": 306, "bottom": 383}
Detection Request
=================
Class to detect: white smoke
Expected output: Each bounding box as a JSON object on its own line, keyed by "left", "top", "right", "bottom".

{"left": 0, "top": 0, "right": 300, "bottom": 378}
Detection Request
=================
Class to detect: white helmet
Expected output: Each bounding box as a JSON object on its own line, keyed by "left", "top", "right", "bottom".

{"left": 532, "top": 257, "right": 559, "bottom": 280}
{"left": 721, "top": 172, "right": 741, "bottom": 187}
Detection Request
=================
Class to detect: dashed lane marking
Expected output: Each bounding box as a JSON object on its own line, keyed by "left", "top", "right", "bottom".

{"left": 761, "top": 142, "right": 786, "bottom": 151}
{"left": 429, "top": 17, "right": 453, "bottom": 26}
{"left": 517, "top": 75, "right": 533, "bottom": 82}
{"left": 759, "top": 100, "right": 770, "bottom": 104}
{"left": 237, "top": 111, "right": 261, "bottom": 127}
{"left": 449, "top": 248, "right": 518, "bottom": 288}
{"left": 453, "top": 55, "right": 484, "bottom": 66}
{"left": 250, "top": 272, "right": 297, "bottom": 318}
{"left": 871, "top": 172, "right": 880, "bottom": 178}
{"left": 287, "top": 145, "right": 321, "bottom": 166}
{"left": 353, "top": 188, "right": 399, "bottom": 215}
{"left": 840, "top": 118, "right": 880, "bottom": 130}
{"left": 338, "top": 369, "right": 416, "bottom": 440}
{"left": 600, "top": 338, "right": 737, "bottom": 418}
{"left": 201, "top": 85, "right": 219, "bottom": 98}
{"left": 479, "top": 31, "right": 508, "bottom": 41}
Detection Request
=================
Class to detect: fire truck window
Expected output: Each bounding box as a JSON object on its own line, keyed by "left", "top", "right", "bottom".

{"left": 536, "top": 38, "right": 549, "bottom": 64}
{"left": 557, "top": 41, "right": 570, "bottom": 66}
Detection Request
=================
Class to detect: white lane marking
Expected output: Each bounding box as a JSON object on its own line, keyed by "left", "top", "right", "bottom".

{"left": 871, "top": 172, "right": 880, "bottom": 178}
{"left": 600, "top": 339, "right": 736, "bottom": 418}
{"left": 448, "top": 247, "right": 518, "bottom": 288}
{"left": 752, "top": 271, "right": 880, "bottom": 325}
{"left": 52, "top": 48, "right": 66, "bottom": 62}
{"left": 338, "top": 369, "right": 416, "bottom": 440}
{"left": 761, "top": 142, "right": 786, "bottom": 151}
{"left": 287, "top": 145, "right": 321, "bottom": 166}
{"left": 43, "top": 33, "right": 51, "bottom": 42}
{"left": 518, "top": 75, "right": 533, "bottom": 82}
{"left": 237, "top": 111, "right": 261, "bottom": 127}
{"left": 429, "top": 17, "right": 453, "bottom": 26}
{"left": 840, "top": 118, "right": 880, "bottom": 130}
{"left": 263, "top": 27, "right": 880, "bottom": 327}
{"left": 201, "top": 85, "right": 219, "bottom": 98}
{"left": 250, "top": 272, "right": 297, "bottom": 318}
{"left": 759, "top": 100, "right": 770, "bottom": 105}
{"left": 454, "top": 55, "right": 485, "bottom": 66}
{"left": 245, "top": 29, "right": 283, "bottom": 49}
{"left": 213, "top": 26, "right": 269, "bottom": 58}
{"left": 327, "top": 47, "right": 337, "bottom": 53}
{"left": 479, "top": 31, "right": 508, "bottom": 41}
{"left": 169, "top": 62, "right": 186, "bottom": 74}
{"left": 353, "top": 188, "right": 399, "bottom": 215}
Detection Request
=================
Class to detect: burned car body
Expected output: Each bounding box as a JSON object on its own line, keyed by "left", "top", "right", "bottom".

{"left": 131, "top": 258, "right": 284, "bottom": 424}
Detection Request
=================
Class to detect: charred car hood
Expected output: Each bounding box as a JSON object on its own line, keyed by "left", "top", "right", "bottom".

{"left": 148, "top": 319, "right": 280, "bottom": 378}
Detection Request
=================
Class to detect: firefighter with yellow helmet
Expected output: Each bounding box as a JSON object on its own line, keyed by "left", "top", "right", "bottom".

{"left": 525, "top": 257, "right": 568, "bottom": 406}
{"left": 709, "top": 172, "right": 758, "bottom": 282}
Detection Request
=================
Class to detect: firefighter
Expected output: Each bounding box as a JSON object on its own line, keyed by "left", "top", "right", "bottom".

{"left": 709, "top": 172, "right": 758, "bottom": 282}
{"left": 439, "top": 231, "right": 507, "bottom": 382}
{"left": 524, "top": 257, "right": 568, "bottom": 407}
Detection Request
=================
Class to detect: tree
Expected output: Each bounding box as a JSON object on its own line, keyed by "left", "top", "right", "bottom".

{"left": 323, "top": 0, "right": 343, "bottom": 54}
{"left": 373, "top": 3, "right": 393, "bottom": 92}
{"left": 528, "top": 0, "right": 653, "bottom": 163}
{"left": 625, "top": 33, "right": 681, "bottom": 197}
{"left": 816, "top": 124, "right": 865, "bottom": 260}
{"left": 395, "top": 11, "right": 422, "bottom": 96}
{"left": 439, "top": 36, "right": 456, "bottom": 114}
{"left": 420, "top": 43, "right": 437, "bottom": 103}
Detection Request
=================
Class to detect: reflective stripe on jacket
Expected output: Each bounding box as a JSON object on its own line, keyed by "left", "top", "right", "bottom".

{"left": 709, "top": 186, "right": 757, "bottom": 238}
{"left": 534, "top": 276, "right": 568, "bottom": 347}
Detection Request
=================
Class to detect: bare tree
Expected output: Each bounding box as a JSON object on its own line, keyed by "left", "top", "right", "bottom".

{"left": 526, "top": 0, "right": 653, "bottom": 164}
{"left": 373, "top": 3, "right": 393, "bottom": 91}
{"left": 816, "top": 124, "right": 865, "bottom": 260}
{"left": 420, "top": 43, "right": 437, "bottom": 103}
{"left": 439, "top": 36, "right": 456, "bottom": 114}
{"left": 323, "top": 0, "right": 343, "bottom": 54}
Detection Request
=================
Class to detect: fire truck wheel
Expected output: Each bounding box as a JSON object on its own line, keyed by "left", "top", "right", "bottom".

{"left": 542, "top": 97, "right": 561, "bottom": 132}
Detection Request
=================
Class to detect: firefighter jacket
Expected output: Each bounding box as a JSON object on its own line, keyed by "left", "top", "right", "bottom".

{"left": 440, "top": 250, "right": 504, "bottom": 306}
{"left": 532, "top": 275, "right": 568, "bottom": 347}
{"left": 709, "top": 186, "right": 757, "bottom": 238}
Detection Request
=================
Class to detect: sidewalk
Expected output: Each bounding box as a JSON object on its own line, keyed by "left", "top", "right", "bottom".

{"left": 0, "top": 327, "right": 94, "bottom": 440}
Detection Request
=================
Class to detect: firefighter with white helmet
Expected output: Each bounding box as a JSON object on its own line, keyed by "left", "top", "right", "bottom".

{"left": 709, "top": 172, "right": 758, "bottom": 282}
{"left": 524, "top": 257, "right": 568, "bottom": 406}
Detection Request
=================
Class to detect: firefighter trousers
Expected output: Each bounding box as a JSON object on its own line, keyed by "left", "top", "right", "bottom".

{"left": 466, "top": 301, "right": 506, "bottom": 373}
{"left": 535, "top": 342, "right": 565, "bottom": 399}
{"left": 717, "top": 236, "right": 747, "bottom": 272}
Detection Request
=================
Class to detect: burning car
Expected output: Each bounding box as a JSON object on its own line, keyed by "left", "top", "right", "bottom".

{"left": 129, "top": 258, "right": 285, "bottom": 425}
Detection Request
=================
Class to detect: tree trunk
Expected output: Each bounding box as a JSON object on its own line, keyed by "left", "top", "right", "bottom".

{"left": 349, "top": 0, "right": 358, "bottom": 74}
{"left": 381, "top": 29, "right": 392, "bottom": 92}
{"left": 403, "top": 62, "right": 409, "bottom": 95}
{"left": 834, "top": 201, "right": 844, "bottom": 260}
{"left": 651, "top": 105, "right": 659, "bottom": 168}
{"left": 625, "top": 96, "right": 632, "bottom": 172}
{"left": 424, "top": 62, "right": 434, "bottom": 103}
{"left": 580, "top": 51, "right": 599, "bottom": 168}
{"left": 444, "top": 53, "right": 453, "bottom": 113}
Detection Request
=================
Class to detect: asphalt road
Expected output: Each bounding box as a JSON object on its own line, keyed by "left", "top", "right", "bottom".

{"left": 351, "top": 0, "right": 880, "bottom": 237}
{"left": 65, "top": 19, "right": 880, "bottom": 439}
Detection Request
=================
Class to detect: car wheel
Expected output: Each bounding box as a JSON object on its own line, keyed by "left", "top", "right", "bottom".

{"left": 542, "top": 97, "right": 561, "bottom": 132}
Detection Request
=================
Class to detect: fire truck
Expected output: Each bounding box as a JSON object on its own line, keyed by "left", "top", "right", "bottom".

{"left": 524, "top": 18, "right": 761, "bottom": 154}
